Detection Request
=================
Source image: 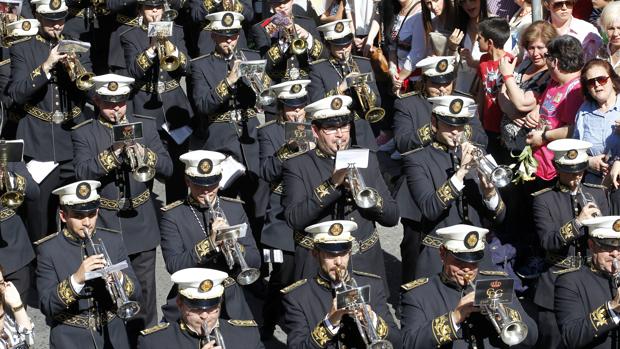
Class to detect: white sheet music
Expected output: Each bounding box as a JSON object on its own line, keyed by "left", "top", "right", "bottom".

{"left": 335, "top": 149, "right": 369, "bottom": 170}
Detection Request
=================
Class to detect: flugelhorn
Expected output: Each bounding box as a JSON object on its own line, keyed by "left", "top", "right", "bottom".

{"left": 64, "top": 52, "right": 95, "bottom": 90}
{"left": 346, "top": 163, "right": 379, "bottom": 209}
{"left": 125, "top": 144, "right": 155, "bottom": 182}
{"left": 235, "top": 49, "right": 275, "bottom": 106}
{"left": 457, "top": 133, "right": 513, "bottom": 188}
{"left": 341, "top": 56, "right": 384, "bottom": 124}
{"left": 202, "top": 322, "right": 226, "bottom": 349}
{"left": 84, "top": 228, "right": 141, "bottom": 320}
{"left": 464, "top": 276, "right": 528, "bottom": 346}
{"left": 0, "top": 164, "right": 23, "bottom": 209}
{"left": 157, "top": 36, "right": 180, "bottom": 71}
{"left": 272, "top": 12, "right": 306, "bottom": 55}
{"left": 334, "top": 267, "right": 392, "bottom": 349}
{"left": 210, "top": 200, "right": 260, "bottom": 285}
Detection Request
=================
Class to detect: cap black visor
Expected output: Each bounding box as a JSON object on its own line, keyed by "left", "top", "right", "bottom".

{"left": 328, "top": 34, "right": 353, "bottom": 46}
{"left": 62, "top": 200, "right": 100, "bottom": 214}
{"left": 281, "top": 96, "right": 307, "bottom": 108}
{"left": 593, "top": 237, "right": 620, "bottom": 248}
{"left": 555, "top": 161, "right": 588, "bottom": 174}
{"left": 427, "top": 72, "right": 455, "bottom": 85}
{"left": 450, "top": 250, "right": 484, "bottom": 263}
{"left": 38, "top": 11, "right": 67, "bottom": 20}
{"left": 181, "top": 295, "right": 221, "bottom": 309}
{"left": 139, "top": 0, "right": 166, "bottom": 6}
{"left": 312, "top": 115, "right": 352, "bottom": 128}
{"left": 314, "top": 241, "right": 352, "bottom": 253}
{"left": 187, "top": 174, "right": 222, "bottom": 187}
{"left": 212, "top": 29, "right": 240, "bottom": 37}
{"left": 99, "top": 94, "right": 129, "bottom": 103}
{"left": 434, "top": 113, "right": 470, "bottom": 126}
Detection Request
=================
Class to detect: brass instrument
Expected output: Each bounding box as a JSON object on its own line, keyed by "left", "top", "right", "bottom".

{"left": 235, "top": 49, "right": 275, "bottom": 106}
{"left": 0, "top": 163, "right": 23, "bottom": 209}
{"left": 84, "top": 228, "right": 141, "bottom": 320}
{"left": 125, "top": 143, "right": 155, "bottom": 182}
{"left": 457, "top": 133, "right": 513, "bottom": 188}
{"left": 202, "top": 322, "right": 226, "bottom": 349}
{"left": 464, "top": 276, "right": 528, "bottom": 346}
{"left": 162, "top": 1, "right": 178, "bottom": 21}
{"left": 157, "top": 36, "right": 180, "bottom": 71}
{"left": 334, "top": 267, "right": 393, "bottom": 349}
{"left": 210, "top": 199, "right": 260, "bottom": 285}
{"left": 613, "top": 260, "right": 620, "bottom": 289}
{"left": 346, "top": 163, "right": 379, "bottom": 209}
{"left": 341, "top": 56, "right": 385, "bottom": 123}
{"left": 64, "top": 52, "right": 95, "bottom": 90}
{"left": 272, "top": 12, "right": 307, "bottom": 55}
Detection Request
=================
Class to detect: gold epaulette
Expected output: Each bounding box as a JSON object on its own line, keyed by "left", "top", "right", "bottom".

{"left": 223, "top": 277, "right": 236, "bottom": 288}
{"left": 140, "top": 322, "right": 169, "bottom": 335}
{"left": 398, "top": 91, "right": 418, "bottom": 99}
{"left": 310, "top": 58, "right": 327, "bottom": 65}
{"left": 531, "top": 187, "right": 552, "bottom": 197}
{"left": 280, "top": 279, "right": 307, "bottom": 294}
{"left": 401, "top": 277, "right": 428, "bottom": 291}
{"left": 33, "top": 232, "right": 58, "bottom": 246}
{"left": 256, "top": 120, "right": 277, "bottom": 129}
{"left": 220, "top": 196, "right": 245, "bottom": 204}
{"left": 479, "top": 270, "right": 508, "bottom": 276}
{"left": 71, "top": 119, "right": 93, "bottom": 130}
{"left": 400, "top": 147, "right": 424, "bottom": 157}
{"left": 353, "top": 270, "right": 381, "bottom": 279}
{"left": 583, "top": 183, "right": 607, "bottom": 190}
{"left": 285, "top": 150, "right": 309, "bottom": 160}
{"left": 228, "top": 319, "right": 258, "bottom": 327}
{"left": 190, "top": 53, "right": 211, "bottom": 62}
{"left": 161, "top": 200, "right": 183, "bottom": 212}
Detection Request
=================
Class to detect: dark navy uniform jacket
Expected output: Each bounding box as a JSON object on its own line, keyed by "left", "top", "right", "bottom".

{"left": 282, "top": 271, "right": 402, "bottom": 349}
{"left": 137, "top": 318, "right": 264, "bottom": 349}
{"left": 0, "top": 162, "right": 38, "bottom": 275}
{"left": 159, "top": 196, "right": 258, "bottom": 322}
{"left": 532, "top": 182, "right": 609, "bottom": 311}
{"left": 400, "top": 273, "right": 538, "bottom": 348}
{"left": 36, "top": 228, "right": 141, "bottom": 349}
{"left": 555, "top": 265, "right": 620, "bottom": 349}
{"left": 403, "top": 141, "right": 506, "bottom": 278}
{"left": 72, "top": 114, "right": 173, "bottom": 255}
{"left": 282, "top": 147, "right": 399, "bottom": 279}
{"left": 9, "top": 34, "right": 91, "bottom": 162}
{"left": 120, "top": 23, "right": 193, "bottom": 130}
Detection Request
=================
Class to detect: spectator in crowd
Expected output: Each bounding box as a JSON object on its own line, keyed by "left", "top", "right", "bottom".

{"left": 454, "top": 0, "right": 489, "bottom": 93}
{"left": 507, "top": 0, "right": 533, "bottom": 56}
{"left": 597, "top": 2, "right": 620, "bottom": 75}
{"left": 487, "top": 0, "right": 520, "bottom": 19}
{"left": 0, "top": 265, "right": 34, "bottom": 349}
{"left": 389, "top": 0, "right": 423, "bottom": 95}
{"left": 544, "top": 0, "right": 602, "bottom": 61}
{"left": 588, "top": 0, "right": 610, "bottom": 25}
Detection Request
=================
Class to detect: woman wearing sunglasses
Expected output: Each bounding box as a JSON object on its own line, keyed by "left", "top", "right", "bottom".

{"left": 544, "top": 0, "right": 601, "bottom": 61}
{"left": 0, "top": 265, "right": 33, "bottom": 349}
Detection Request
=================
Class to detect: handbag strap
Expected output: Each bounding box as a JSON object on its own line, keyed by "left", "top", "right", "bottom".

{"left": 394, "top": 2, "right": 418, "bottom": 45}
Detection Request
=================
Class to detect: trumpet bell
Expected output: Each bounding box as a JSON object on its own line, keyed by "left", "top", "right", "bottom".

{"left": 368, "top": 339, "right": 393, "bottom": 349}
{"left": 117, "top": 300, "right": 141, "bottom": 320}
{"left": 500, "top": 321, "right": 528, "bottom": 346}
{"left": 1, "top": 191, "right": 23, "bottom": 209}
{"left": 76, "top": 72, "right": 95, "bottom": 90}
{"left": 490, "top": 165, "right": 513, "bottom": 188}
{"left": 132, "top": 166, "right": 155, "bottom": 183}
{"left": 355, "top": 187, "right": 379, "bottom": 209}
{"left": 237, "top": 267, "right": 260, "bottom": 286}
{"left": 162, "top": 56, "right": 180, "bottom": 71}
{"left": 291, "top": 38, "right": 307, "bottom": 55}
{"left": 258, "top": 91, "right": 276, "bottom": 106}
{"left": 365, "top": 107, "right": 385, "bottom": 124}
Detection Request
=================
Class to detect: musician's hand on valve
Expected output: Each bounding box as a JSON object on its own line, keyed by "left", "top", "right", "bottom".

{"left": 201, "top": 340, "right": 221, "bottom": 349}
{"left": 455, "top": 142, "right": 476, "bottom": 180}
{"left": 451, "top": 292, "right": 477, "bottom": 325}
{"left": 330, "top": 168, "right": 348, "bottom": 188}
{"left": 576, "top": 203, "right": 601, "bottom": 224}
{"left": 478, "top": 171, "right": 497, "bottom": 199}
{"left": 327, "top": 297, "right": 349, "bottom": 327}
{"left": 226, "top": 60, "right": 241, "bottom": 86}
{"left": 294, "top": 24, "right": 309, "bottom": 40}
{"left": 211, "top": 217, "right": 228, "bottom": 235}
{"left": 42, "top": 45, "right": 67, "bottom": 74}
{"left": 73, "top": 254, "right": 106, "bottom": 284}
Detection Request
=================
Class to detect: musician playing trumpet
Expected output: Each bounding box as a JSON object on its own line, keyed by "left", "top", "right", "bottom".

{"left": 35, "top": 180, "right": 140, "bottom": 349}
{"left": 282, "top": 95, "right": 398, "bottom": 281}
{"left": 138, "top": 268, "right": 263, "bottom": 349}
{"left": 282, "top": 220, "right": 401, "bottom": 348}
{"left": 400, "top": 224, "right": 537, "bottom": 348}
{"left": 555, "top": 216, "right": 620, "bottom": 349}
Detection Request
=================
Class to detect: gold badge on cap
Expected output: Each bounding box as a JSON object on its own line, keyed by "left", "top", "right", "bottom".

{"left": 613, "top": 219, "right": 620, "bottom": 232}
{"left": 197, "top": 159, "right": 213, "bottom": 175}
{"left": 107, "top": 81, "right": 118, "bottom": 92}
{"left": 222, "top": 13, "right": 234, "bottom": 27}
{"left": 199, "top": 279, "right": 213, "bottom": 292}
{"left": 331, "top": 97, "right": 343, "bottom": 110}
{"left": 334, "top": 22, "right": 344, "bottom": 33}
{"left": 329, "top": 223, "right": 343, "bottom": 236}
{"left": 290, "top": 84, "right": 302, "bottom": 94}
{"left": 50, "top": 0, "right": 61, "bottom": 10}
{"left": 22, "top": 21, "right": 31, "bottom": 31}
{"left": 436, "top": 59, "right": 448, "bottom": 73}
{"left": 76, "top": 182, "right": 91, "bottom": 200}
{"left": 566, "top": 149, "right": 578, "bottom": 160}
{"left": 464, "top": 231, "right": 479, "bottom": 249}
{"left": 449, "top": 99, "right": 464, "bottom": 115}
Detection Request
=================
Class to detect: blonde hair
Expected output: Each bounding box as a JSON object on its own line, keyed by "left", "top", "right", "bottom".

{"left": 599, "top": 1, "right": 620, "bottom": 31}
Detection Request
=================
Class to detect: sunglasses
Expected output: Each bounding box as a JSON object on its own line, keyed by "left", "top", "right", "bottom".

{"left": 551, "top": 0, "right": 573, "bottom": 10}
{"left": 586, "top": 76, "right": 610, "bottom": 88}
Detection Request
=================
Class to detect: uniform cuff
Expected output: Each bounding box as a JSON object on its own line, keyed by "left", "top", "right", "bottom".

{"left": 267, "top": 46, "right": 283, "bottom": 63}
{"left": 590, "top": 303, "right": 615, "bottom": 335}
{"left": 309, "top": 39, "right": 323, "bottom": 59}
{"left": 313, "top": 179, "right": 339, "bottom": 206}
{"left": 431, "top": 312, "right": 458, "bottom": 346}
{"left": 70, "top": 274, "right": 85, "bottom": 294}
{"left": 436, "top": 179, "right": 460, "bottom": 208}
{"left": 215, "top": 79, "right": 231, "bottom": 102}
{"left": 559, "top": 220, "right": 580, "bottom": 244}
{"left": 194, "top": 238, "right": 215, "bottom": 261}
{"left": 311, "top": 321, "right": 334, "bottom": 348}
{"left": 98, "top": 149, "right": 121, "bottom": 173}
{"left": 137, "top": 51, "right": 154, "bottom": 71}
{"left": 57, "top": 277, "right": 79, "bottom": 307}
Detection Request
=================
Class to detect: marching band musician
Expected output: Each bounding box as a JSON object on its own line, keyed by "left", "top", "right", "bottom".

{"left": 71, "top": 73, "right": 172, "bottom": 331}
{"left": 555, "top": 216, "right": 620, "bottom": 349}
{"left": 189, "top": 11, "right": 265, "bottom": 233}
{"left": 257, "top": 78, "right": 311, "bottom": 339}
{"left": 9, "top": 0, "right": 92, "bottom": 242}
{"left": 138, "top": 268, "right": 263, "bottom": 349}
{"left": 250, "top": 0, "right": 323, "bottom": 83}
{"left": 120, "top": 0, "right": 192, "bottom": 204}
{"left": 159, "top": 149, "right": 259, "bottom": 322}
{"left": 282, "top": 95, "right": 399, "bottom": 280}
{"left": 531, "top": 139, "right": 609, "bottom": 348}
{"left": 308, "top": 20, "right": 382, "bottom": 126}
{"left": 35, "top": 180, "right": 141, "bottom": 349}
{"left": 402, "top": 97, "right": 506, "bottom": 279}
{"left": 400, "top": 224, "right": 537, "bottom": 348}
{"left": 281, "top": 220, "right": 401, "bottom": 349}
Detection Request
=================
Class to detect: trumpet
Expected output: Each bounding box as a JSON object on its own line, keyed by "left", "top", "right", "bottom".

{"left": 63, "top": 52, "right": 95, "bottom": 90}
{"left": 125, "top": 143, "right": 156, "bottom": 182}
{"left": 202, "top": 322, "right": 226, "bottom": 349}
{"left": 347, "top": 163, "right": 379, "bottom": 209}
{"left": 464, "top": 276, "right": 528, "bottom": 346}
{"left": 457, "top": 133, "right": 512, "bottom": 188}
{"left": 334, "top": 267, "right": 392, "bottom": 349}
{"left": 0, "top": 164, "right": 23, "bottom": 209}
{"left": 156, "top": 34, "right": 180, "bottom": 71}
{"left": 272, "top": 12, "right": 307, "bottom": 55}
{"left": 84, "top": 229, "right": 141, "bottom": 320}
{"left": 210, "top": 200, "right": 260, "bottom": 286}
{"left": 341, "top": 56, "right": 385, "bottom": 123}
{"left": 234, "top": 49, "right": 275, "bottom": 106}
{"left": 612, "top": 259, "right": 620, "bottom": 289}
{"left": 161, "top": 0, "right": 178, "bottom": 21}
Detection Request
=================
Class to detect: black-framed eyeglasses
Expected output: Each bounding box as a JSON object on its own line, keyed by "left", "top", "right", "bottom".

{"left": 552, "top": 0, "right": 574, "bottom": 10}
